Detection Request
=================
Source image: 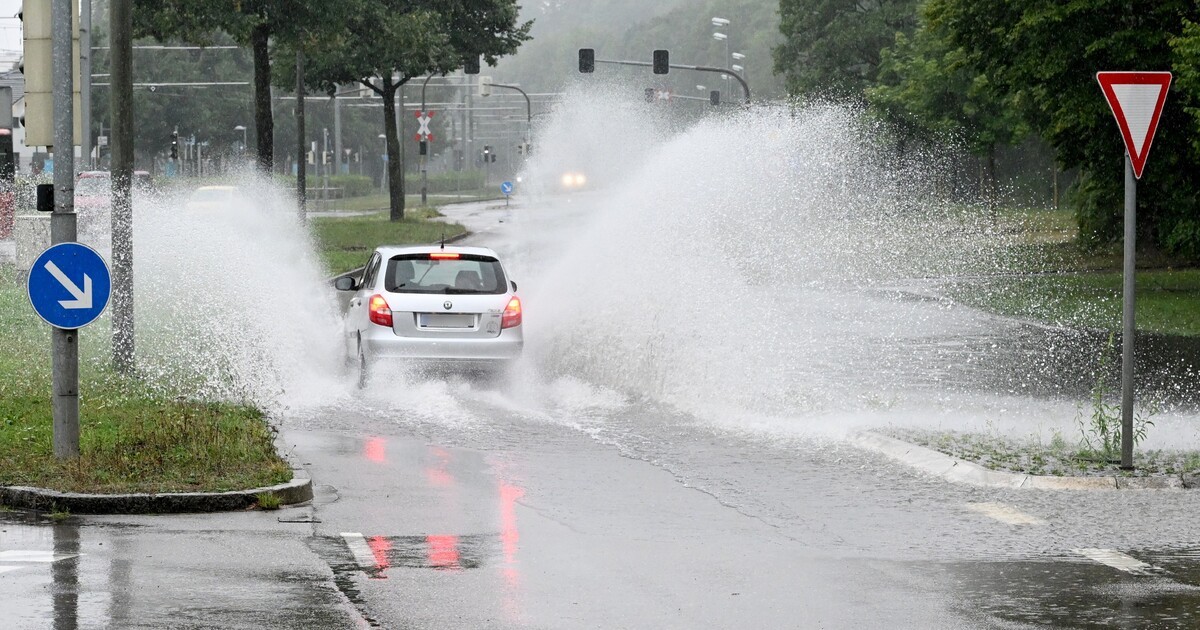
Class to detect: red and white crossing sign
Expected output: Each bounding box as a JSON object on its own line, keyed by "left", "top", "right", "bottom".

{"left": 1095, "top": 71, "right": 1171, "bottom": 179}
{"left": 414, "top": 110, "right": 435, "bottom": 142}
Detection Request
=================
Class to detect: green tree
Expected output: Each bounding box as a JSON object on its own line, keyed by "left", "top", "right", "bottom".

{"left": 133, "top": 0, "right": 326, "bottom": 173}
{"left": 276, "top": 0, "right": 531, "bottom": 221}
{"left": 868, "top": 24, "right": 1027, "bottom": 211}
{"left": 774, "top": 0, "right": 920, "bottom": 99}
{"left": 927, "top": 0, "right": 1200, "bottom": 258}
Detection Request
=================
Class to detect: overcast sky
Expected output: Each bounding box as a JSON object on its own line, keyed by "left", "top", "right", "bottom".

{"left": 0, "top": 1, "right": 23, "bottom": 68}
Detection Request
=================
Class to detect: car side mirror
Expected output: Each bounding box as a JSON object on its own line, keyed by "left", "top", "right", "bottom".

{"left": 510, "top": 281, "right": 518, "bottom": 292}
{"left": 334, "top": 276, "right": 357, "bottom": 291}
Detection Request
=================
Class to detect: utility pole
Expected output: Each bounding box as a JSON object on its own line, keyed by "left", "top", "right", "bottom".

{"left": 51, "top": 0, "right": 79, "bottom": 458}
{"left": 109, "top": 0, "right": 133, "bottom": 374}
{"left": 333, "top": 90, "right": 342, "bottom": 175}
{"left": 80, "top": 0, "right": 91, "bottom": 170}
{"left": 295, "top": 50, "right": 306, "bottom": 220}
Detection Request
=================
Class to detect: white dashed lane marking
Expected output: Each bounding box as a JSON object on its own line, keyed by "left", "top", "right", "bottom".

{"left": 1074, "top": 548, "right": 1158, "bottom": 575}
{"left": 340, "top": 533, "right": 376, "bottom": 570}
{"left": 0, "top": 550, "right": 79, "bottom": 563}
{"left": 0, "top": 549, "right": 81, "bottom": 575}
{"left": 965, "top": 502, "right": 1044, "bottom": 525}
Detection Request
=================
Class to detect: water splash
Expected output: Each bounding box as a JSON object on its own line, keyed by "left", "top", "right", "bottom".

{"left": 514, "top": 86, "right": 1199, "bottom": 442}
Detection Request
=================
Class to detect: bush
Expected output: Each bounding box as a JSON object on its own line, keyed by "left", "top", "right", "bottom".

{"left": 327, "top": 174, "right": 374, "bottom": 197}
{"left": 414, "top": 170, "right": 486, "bottom": 193}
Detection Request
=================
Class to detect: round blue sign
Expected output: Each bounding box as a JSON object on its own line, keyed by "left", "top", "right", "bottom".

{"left": 500, "top": 181, "right": 514, "bottom": 195}
{"left": 26, "top": 242, "right": 112, "bottom": 329}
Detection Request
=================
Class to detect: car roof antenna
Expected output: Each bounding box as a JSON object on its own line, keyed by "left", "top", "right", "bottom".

{"left": 440, "top": 230, "right": 445, "bottom": 250}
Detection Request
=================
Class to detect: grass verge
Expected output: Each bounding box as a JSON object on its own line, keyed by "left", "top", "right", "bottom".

{"left": 312, "top": 207, "right": 467, "bottom": 276}
{"left": 0, "top": 266, "right": 292, "bottom": 495}
{"left": 945, "top": 207, "right": 1200, "bottom": 337}
{"left": 884, "top": 427, "right": 1200, "bottom": 478}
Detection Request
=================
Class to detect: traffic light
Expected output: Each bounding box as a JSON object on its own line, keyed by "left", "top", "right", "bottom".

{"left": 645, "top": 88, "right": 655, "bottom": 103}
{"left": 578, "top": 48, "right": 595, "bottom": 73}
{"left": 479, "top": 77, "right": 492, "bottom": 97}
{"left": 169, "top": 132, "right": 178, "bottom": 159}
{"left": 463, "top": 55, "right": 480, "bottom": 75}
{"left": 419, "top": 140, "right": 427, "bottom": 156}
{"left": 710, "top": 90, "right": 720, "bottom": 106}
{"left": 652, "top": 49, "right": 669, "bottom": 74}
{"left": 516, "top": 143, "right": 522, "bottom": 155}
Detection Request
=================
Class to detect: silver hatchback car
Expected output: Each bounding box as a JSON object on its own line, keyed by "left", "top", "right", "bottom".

{"left": 334, "top": 245, "right": 523, "bottom": 382}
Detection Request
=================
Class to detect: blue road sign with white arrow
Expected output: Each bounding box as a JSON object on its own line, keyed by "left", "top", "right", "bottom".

{"left": 27, "top": 243, "right": 111, "bottom": 329}
{"left": 500, "top": 181, "right": 514, "bottom": 195}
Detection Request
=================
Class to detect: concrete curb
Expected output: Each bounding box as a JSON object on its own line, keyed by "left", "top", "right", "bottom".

{"left": 0, "top": 468, "right": 313, "bottom": 514}
{"left": 851, "top": 430, "right": 1191, "bottom": 490}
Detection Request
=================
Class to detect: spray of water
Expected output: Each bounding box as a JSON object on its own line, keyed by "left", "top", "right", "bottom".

{"left": 514, "top": 85, "right": 1200, "bottom": 444}
{"left": 129, "top": 173, "right": 348, "bottom": 412}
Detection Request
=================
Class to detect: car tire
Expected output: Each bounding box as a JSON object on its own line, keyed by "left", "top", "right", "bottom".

{"left": 356, "top": 337, "right": 369, "bottom": 390}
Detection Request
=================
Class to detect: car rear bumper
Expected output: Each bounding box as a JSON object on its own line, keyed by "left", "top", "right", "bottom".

{"left": 361, "top": 326, "right": 523, "bottom": 363}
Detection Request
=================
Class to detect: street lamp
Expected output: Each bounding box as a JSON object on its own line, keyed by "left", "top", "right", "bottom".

{"left": 731, "top": 52, "right": 746, "bottom": 61}
{"left": 712, "top": 32, "right": 727, "bottom": 41}
{"left": 234, "top": 124, "right": 246, "bottom": 155}
{"left": 711, "top": 17, "right": 729, "bottom": 27}
{"left": 696, "top": 85, "right": 707, "bottom": 91}
{"left": 732, "top": 65, "right": 744, "bottom": 73}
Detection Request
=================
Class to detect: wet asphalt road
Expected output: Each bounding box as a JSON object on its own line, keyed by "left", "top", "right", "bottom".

{"left": 5, "top": 197, "right": 1200, "bottom": 629}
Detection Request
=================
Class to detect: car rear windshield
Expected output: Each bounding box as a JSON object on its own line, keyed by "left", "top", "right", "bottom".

{"left": 384, "top": 254, "right": 508, "bottom": 294}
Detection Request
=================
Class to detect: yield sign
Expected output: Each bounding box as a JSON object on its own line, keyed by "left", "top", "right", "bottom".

{"left": 1096, "top": 71, "right": 1171, "bottom": 179}
{"left": 414, "top": 110, "right": 435, "bottom": 143}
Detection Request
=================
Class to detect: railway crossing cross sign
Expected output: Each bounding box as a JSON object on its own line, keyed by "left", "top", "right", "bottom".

{"left": 1096, "top": 72, "right": 1172, "bottom": 179}
{"left": 27, "top": 242, "right": 111, "bottom": 329}
{"left": 415, "top": 110, "right": 435, "bottom": 143}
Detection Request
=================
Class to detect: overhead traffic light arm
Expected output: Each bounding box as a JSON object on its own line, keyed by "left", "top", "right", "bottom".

{"left": 579, "top": 51, "right": 751, "bottom": 104}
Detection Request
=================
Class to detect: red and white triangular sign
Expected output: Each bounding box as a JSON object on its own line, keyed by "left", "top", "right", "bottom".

{"left": 1096, "top": 71, "right": 1171, "bottom": 179}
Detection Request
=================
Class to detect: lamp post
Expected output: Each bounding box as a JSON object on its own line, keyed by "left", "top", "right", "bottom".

{"left": 234, "top": 124, "right": 246, "bottom": 155}
{"left": 732, "top": 52, "right": 746, "bottom": 83}
{"left": 712, "top": 17, "right": 731, "bottom": 86}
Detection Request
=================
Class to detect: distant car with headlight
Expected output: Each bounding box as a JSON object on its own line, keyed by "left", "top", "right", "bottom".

{"left": 334, "top": 245, "right": 523, "bottom": 384}
{"left": 560, "top": 171, "right": 588, "bottom": 190}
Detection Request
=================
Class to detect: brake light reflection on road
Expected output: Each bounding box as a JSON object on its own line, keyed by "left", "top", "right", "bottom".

{"left": 364, "top": 437, "right": 387, "bottom": 464}
{"left": 367, "top": 535, "right": 392, "bottom": 579}
{"left": 426, "top": 535, "right": 461, "bottom": 571}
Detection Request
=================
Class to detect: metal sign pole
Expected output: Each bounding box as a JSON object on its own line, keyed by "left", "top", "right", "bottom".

{"left": 51, "top": 0, "right": 79, "bottom": 459}
{"left": 1120, "top": 153, "right": 1136, "bottom": 469}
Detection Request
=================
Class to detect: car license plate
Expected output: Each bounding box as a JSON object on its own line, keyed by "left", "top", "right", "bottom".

{"left": 419, "top": 313, "right": 475, "bottom": 328}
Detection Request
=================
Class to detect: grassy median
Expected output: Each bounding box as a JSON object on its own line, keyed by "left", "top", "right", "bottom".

{"left": 945, "top": 207, "right": 1200, "bottom": 337}
{"left": 312, "top": 207, "right": 467, "bottom": 276}
{"left": 0, "top": 266, "right": 291, "bottom": 495}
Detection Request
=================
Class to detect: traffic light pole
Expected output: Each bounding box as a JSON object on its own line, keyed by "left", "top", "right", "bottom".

{"left": 594, "top": 57, "right": 751, "bottom": 103}
{"left": 420, "top": 74, "right": 434, "bottom": 206}
{"left": 51, "top": 0, "right": 79, "bottom": 459}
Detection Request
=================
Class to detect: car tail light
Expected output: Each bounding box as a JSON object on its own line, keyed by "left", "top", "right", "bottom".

{"left": 501, "top": 296, "right": 522, "bottom": 329}
{"left": 368, "top": 294, "right": 393, "bottom": 327}
{"left": 429, "top": 252, "right": 460, "bottom": 260}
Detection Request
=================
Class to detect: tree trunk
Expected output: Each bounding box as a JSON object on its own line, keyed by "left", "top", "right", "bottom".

{"left": 382, "top": 78, "right": 405, "bottom": 221}
{"left": 251, "top": 23, "right": 273, "bottom": 172}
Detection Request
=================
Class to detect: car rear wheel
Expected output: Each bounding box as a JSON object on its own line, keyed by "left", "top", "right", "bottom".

{"left": 356, "top": 338, "right": 369, "bottom": 389}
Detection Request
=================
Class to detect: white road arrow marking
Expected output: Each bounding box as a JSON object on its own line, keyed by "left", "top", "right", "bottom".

{"left": 44, "top": 260, "right": 93, "bottom": 310}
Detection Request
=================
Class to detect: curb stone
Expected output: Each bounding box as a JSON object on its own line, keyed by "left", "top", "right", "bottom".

{"left": 0, "top": 468, "right": 312, "bottom": 514}
{"left": 852, "top": 430, "right": 1186, "bottom": 490}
